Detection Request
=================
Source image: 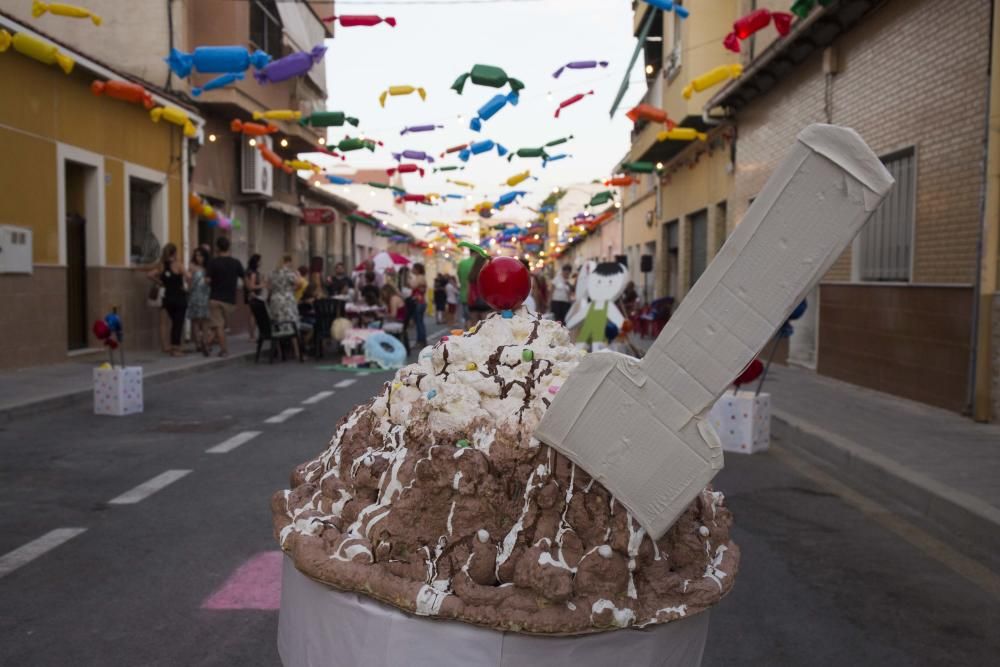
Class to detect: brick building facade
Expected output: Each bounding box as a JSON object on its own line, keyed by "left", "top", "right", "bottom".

{"left": 708, "top": 0, "right": 995, "bottom": 416}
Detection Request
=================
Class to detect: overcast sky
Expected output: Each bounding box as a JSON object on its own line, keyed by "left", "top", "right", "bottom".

{"left": 318, "top": 0, "right": 647, "bottom": 224}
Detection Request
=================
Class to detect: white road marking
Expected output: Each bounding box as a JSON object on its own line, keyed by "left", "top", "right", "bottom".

{"left": 333, "top": 379, "right": 355, "bottom": 389}
{"left": 108, "top": 470, "right": 192, "bottom": 505}
{"left": 302, "top": 390, "right": 335, "bottom": 405}
{"left": 0, "top": 528, "right": 87, "bottom": 579}
{"left": 264, "top": 407, "right": 304, "bottom": 424}
{"left": 206, "top": 431, "right": 262, "bottom": 454}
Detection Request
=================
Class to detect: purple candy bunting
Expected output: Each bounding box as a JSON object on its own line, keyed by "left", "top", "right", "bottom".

{"left": 254, "top": 45, "right": 327, "bottom": 85}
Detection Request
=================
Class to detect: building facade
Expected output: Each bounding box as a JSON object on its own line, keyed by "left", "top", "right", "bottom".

{"left": 0, "top": 1, "right": 352, "bottom": 369}
{"left": 708, "top": 0, "right": 997, "bottom": 418}
{"left": 0, "top": 10, "right": 201, "bottom": 369}
{"left": 616, "top": 0, "right": 739, "bottom": 308}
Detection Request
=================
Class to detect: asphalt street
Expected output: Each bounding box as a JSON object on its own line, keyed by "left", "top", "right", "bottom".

{"left": 0, "top": 358, "right": 997, "bottom": 666}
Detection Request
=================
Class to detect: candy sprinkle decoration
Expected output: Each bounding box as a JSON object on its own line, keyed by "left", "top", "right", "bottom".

{"left": 522, "top": 349, "right": 534, "bottom": 361}
{"left": 426, "top": 390, "right": 437, "bottom": 400}
{"left": 456, "top": 439, "right": 471, "bottom": 448}
{"left": 466, "top": 362, "right": 478, "bottom": 371}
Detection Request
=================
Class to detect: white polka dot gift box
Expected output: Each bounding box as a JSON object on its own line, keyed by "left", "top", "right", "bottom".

{"left": 93, "top": 366, "right": 143, "bottom": 416}
{"left": 708, "top": 390, "right": 770, "bottom": 455}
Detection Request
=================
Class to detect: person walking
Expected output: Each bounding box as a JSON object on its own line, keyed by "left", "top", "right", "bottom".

{"left": 268, "top": 254, "right": 305, "bottom": 360}
{"left": 186, "top": 247, "right": 211, "bottom": 353}
{"left": 205, "top": 236, "right": 244, "bottom": 357}
{"left": 445, "top": 275, "right": 459, "bottom": 326}
{"left": 409, "top": 262, "right": 428, "bottom": 346}
{"left": 244, "top": 254, "right": 265, "bottom": 341}
{"left": 433, "top": 273, "right": 448, "bottom": 324}
{"left": 147, "top": 243, "right": 187, "bottom": 357}
{"left": 550, "top": 264, "right": 574, "bottom": 324}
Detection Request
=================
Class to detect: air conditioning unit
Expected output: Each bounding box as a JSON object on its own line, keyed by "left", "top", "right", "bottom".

{"left": 242, "top": 135, "right": 273, "bottom": 196}
{"left": 0, "top": 225, "right": 32, "bottom": 274}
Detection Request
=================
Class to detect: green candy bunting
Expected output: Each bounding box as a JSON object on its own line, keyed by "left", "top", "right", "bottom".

{"left": 299, "top": 111, "right": 359, "bottom": 128}
{"left": 588, "top": 191, "right": 614, "bottom": 207}
{"left": 451, "top": 64, "right": 525, "bottom": 95}
{"left": 621, "top": 161, "right": 660, "bottom": 173}
{"left": 337, "top": 137, "right": 376, "bottom": 152}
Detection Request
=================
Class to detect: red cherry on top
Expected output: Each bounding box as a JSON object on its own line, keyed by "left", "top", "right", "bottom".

{"left": 479, "top": 256, "right": 531, "bottom": 311}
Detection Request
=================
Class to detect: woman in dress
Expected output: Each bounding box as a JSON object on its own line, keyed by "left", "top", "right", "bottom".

{"left": 147, "top": 243, "right": 187, "bottom": 357}
{"left": 268, "top": 254, "right": 306, "bottom": 359}
{"left": 408, "top": 262, "right": 428, "bottom": 346}
{"left": 244, "top": 254, "right": 264, "bottom": 341}
{"left": 186, "top": 247, "right": 211, "bottom": 354}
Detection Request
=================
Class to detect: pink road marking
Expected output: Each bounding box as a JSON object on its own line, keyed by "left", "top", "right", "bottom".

{"left": 201, "top": 551, "right": 283, "bottom": 610}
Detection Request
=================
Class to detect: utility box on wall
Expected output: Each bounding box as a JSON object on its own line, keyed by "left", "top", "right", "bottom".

{"left": 0, "top": 225, "right": 32, "bottom": 274}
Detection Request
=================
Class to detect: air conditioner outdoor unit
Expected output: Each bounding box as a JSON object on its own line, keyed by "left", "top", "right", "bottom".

{"left": 242, "top": 135, "right": 273, "bottom": 196}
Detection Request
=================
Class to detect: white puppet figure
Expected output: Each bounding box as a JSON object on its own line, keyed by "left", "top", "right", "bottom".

{"left": 565, "top": 261, "right": 628, "bottom": 350}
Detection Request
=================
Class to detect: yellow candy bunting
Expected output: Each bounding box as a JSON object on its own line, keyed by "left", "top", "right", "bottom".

{"left": 682, "top": 64, "right": 743, "bottom": 100}
{"left": 0, "top": 30, "right": 75, "bottom": 74}
{"left": 32, "top": 1, "right": 102, "bottom": 26}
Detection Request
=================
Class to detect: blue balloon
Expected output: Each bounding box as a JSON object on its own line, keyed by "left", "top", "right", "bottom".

{"left": 605, "top": 321, "right": 619, "bottom": 342}
{"left": 788, "top": 299, "right": 807, "bottom": 321}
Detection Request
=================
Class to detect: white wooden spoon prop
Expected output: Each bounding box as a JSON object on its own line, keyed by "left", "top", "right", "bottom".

{"left": 535, "top": 124, "right": 894, "bottom": 539}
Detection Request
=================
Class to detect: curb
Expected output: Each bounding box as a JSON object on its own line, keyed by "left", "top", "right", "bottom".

{"left": 0, "top": 350, "right": 256, "bottom": 423}
{"left": 771, "top": 408, "right": 1000, "bottom": 558}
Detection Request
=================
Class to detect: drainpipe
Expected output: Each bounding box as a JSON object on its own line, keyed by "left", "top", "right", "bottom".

{"left": 972, "top": 0, "right": 1000, "bottom": 422}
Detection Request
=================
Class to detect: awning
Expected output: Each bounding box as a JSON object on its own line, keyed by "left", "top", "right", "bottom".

{"left": 266, "top": 200, "right": 303, "bottom": 218}
{"left": 609, "top": 8, "right": 659, "bottom": 118}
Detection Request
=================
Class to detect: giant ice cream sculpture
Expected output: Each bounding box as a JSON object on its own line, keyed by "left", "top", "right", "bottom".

{"left": 273, "top": 125, "right": 894, "bottom": 638}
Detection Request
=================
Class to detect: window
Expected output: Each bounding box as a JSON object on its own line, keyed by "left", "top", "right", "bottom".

{"left": 688, "top": 209, "right": 708, "bottom": 285}
{"left": 250, "top": 0, "right": 283, "bottom": 57}
{"left": 664, "top": 2, "right": 684, "bottom": 81}
{"left": 129, "top": 179, "right": 160, "bottom": 264}
{"left": 857, "top": 148, "right": 915, "bottom": 282}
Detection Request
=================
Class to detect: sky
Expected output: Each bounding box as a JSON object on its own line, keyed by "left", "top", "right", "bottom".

{"left": 316, "top": 0, "right": 648, "bottom": 228}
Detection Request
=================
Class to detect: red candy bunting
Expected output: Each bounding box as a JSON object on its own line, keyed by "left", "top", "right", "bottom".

{"left": 724, "top": 9, "right": 794, "bottom": 52}
{"left": 387, "top": 163, "right": 425, "bottom": 177}
{"left": 323, "top": 15, "right": 397, "bottom": 28}
{"left": 554, "top": 90, "right": 594, "bottom": 118}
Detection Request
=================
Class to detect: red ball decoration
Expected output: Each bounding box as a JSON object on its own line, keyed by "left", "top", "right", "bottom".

{"left": 92, "top": 320, "right": 111, "bottom": 340}
{"left": 478, "top": 256, "right": 531, "bottom": 311}
{"left": 733, "top": 359, "right": 764, "bottom": 387}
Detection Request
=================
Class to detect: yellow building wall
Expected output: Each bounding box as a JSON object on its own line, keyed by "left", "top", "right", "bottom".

{"left": 657, "top": 142, "right": 733, "bottom": 297}
{"left": 0, "top": 51, "right": 186, "bottom": 266}
{"left": 664, "top": 0, "right": 742, "bottom": 120}
{"left": 0, "top": 129, "right": 59, "bottom": 263}
{"left": 104, "top": 158, "right": 125, "bottom": 265}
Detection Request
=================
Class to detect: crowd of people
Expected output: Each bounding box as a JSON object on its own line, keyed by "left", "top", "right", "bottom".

{"left": 145, "top": 239, "right": 642, "bottom": 360}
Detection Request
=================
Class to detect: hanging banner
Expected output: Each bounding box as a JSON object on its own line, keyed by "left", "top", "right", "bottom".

{"left": 302, "top": 207, "right": 336, "bottom": 225}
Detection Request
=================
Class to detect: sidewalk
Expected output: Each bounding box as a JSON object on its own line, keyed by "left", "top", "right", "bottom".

{"left": 627, "top": 330, "right": 1000, "bottom": 558}
{"left": 0, "top": 335, "right": 256, "bottom": 422}
{"left": 764, "top": 365, "right": 1000, "bottom": 558}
